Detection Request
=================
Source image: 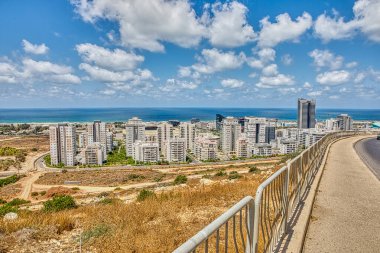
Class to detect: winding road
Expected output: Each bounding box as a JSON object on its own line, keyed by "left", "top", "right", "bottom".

{"left": 355, "top": 137, "right": 380, "bottom": 180}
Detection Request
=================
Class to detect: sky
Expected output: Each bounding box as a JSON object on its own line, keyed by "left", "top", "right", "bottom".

{"left": 0, "top": 0, "right": 379, "bottom": 109}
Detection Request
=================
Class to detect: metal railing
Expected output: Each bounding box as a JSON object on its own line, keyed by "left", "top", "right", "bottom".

{"left": 174, "top": 131, "right": 376, "bottom": 253}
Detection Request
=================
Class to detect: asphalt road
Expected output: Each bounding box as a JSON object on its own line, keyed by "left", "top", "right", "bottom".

{"left": 355, "top": 137, "right": 380, "bottom": 180}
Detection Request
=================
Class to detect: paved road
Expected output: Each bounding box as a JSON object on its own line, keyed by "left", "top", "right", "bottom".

{"left": 355, "top": 137, "right": 380, "bottom": 180}
{"left": 304, "top": 136, "right": 380, "bottom": 253}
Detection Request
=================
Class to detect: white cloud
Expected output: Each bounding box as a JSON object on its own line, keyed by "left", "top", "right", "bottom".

{"left": 307, "top": 90, "right": 323, "bottom": 97}
{"left": 354, "top": 72, "right": 366, "bottom": 83}
{"left": 22, "top": 58, "right": 81, "bottom": 84}
{"left": 76, "top": 43, "right": 144, "bottom": 70}
{"left": 346, "top": 61, "right": 358, "bottom": 68}
{"left": 309, "top": 49, "right": 344, "bottom": 70}
{"left": 0, "top": 62, "right": 18, "bottom": 83}
{"left": 221, "top": 78, "right": 244, "bottom": 88}
{"left": 79, "top": 63, "right": 152, "bottom": 84}
{"left": 329, "top": 95, "right": 340, "bottom": 99}
{"left": 160, "top": 78, "right": 199, "bottom": 93}
{"left": 247, "top": 48, "right": 276, "bottom": 69}
{"left": 278, "top": 87, "right": 301, "bottom": 94}
{"left": 207, "top": 1, "right": 256, "bottom": 47}
{"left": 281, "top": 54, "right": 293, "bottom": 65}
{"left": 256, "top": 73, "right": 294, "bottom": 88}
{"left": 303, "top": 82, "right": 312, "bottom": 89}
{"left": 316, "top": 70, "right": 351, "bottom": 85}
{"left": 191, "top": 48, "right": 246, "bottom": 74}
{"left": 314, "top": 0, "right": 380, "bottom": 43}
{"left": 71, "top": 0, "right": 206, "bottom": 52}
{"left": 262, "top": 64, "right": 278, "bottom": 76}
{"left": 22, "top": 39, "right": 49, "bottom": 55}
{"left": 178, "top": 66, "right": 192, "bottom": 78}
{"left": 258, "top": 12, "right": 312, "bottom": 48}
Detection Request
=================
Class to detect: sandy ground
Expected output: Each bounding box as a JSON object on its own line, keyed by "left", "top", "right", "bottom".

{"left": 304, "top": 136, "right": 380, "bottom": 252}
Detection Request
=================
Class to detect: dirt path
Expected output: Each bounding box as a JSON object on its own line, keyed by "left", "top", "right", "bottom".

{"left": 19, "top": 171, "right": 43, "bottom": 200}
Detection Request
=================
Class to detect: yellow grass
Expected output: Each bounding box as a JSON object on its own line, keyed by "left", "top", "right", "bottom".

{"left": 0, "top": 173, "right": 268, "bottom": 252}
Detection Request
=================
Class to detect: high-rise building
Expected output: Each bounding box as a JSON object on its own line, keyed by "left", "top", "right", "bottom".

{"left": 125, "top": 117, "right": 145, "bottom": 157}
{"left": 180, "top": 122, "right": 196, "bottom": 152}
{"left": 221, "top": 117, "right": 241, "bottom": 155}
{"left": 297, "top": 98, "right": 316, "bottom": 129}
{"left": 245, "top": 117, "right": 267, "bottom": 144}
{"left": 106, "top": 131, "right": 113, "bottom": 153}
{"left": 133, "top": 141, "right": 159, "bottom": 163}
{"left": 158, "top": 122, "right": 173, "bottom": 153}
{"left": 87, "top": 121, "right": 108, "bottom": 158}
{"left": 165, "top": 137, "right": 186, "bottom": 162}
{"left": 336, "top": 114, "right": 353, "bottom": 130}
{"left": 49, "top": 124, "right": 76, "bottom": 166}
{"left": 216, "top": 114, "right": 225, "bottom": 131}
{"left": 236, "top": 134, "right": 248, "bottom": 158}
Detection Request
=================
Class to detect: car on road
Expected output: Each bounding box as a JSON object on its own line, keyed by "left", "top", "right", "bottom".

{"left": 377, "top": 135, "right": 380, "bottom": 140}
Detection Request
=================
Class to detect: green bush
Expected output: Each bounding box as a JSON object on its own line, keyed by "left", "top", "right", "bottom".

{"left": 40, "top": 191, "right": 46, "bottom": 196}
{"left": 228, "top": 173, "right": 241, "bottom": 180}
{"left": 31, "top": 192, "right": 39, "bottom": 197}
{"left": 43, "top": 195, "right": 77, "bottom": 212}
{"left": 7, "top": 198, "right": 30, "bottom": 207}
{"left": 0, "top": 198, "right": 6, "bottom": 205}
{"left": 0, "top": 175, "right": 20, "bottom": 187}
{"left": 229, "top": 171, "right": 238, "bottom": 175}
{"left": 99, "top": 198, "right": 116, "bottom": 205}
{"left": 174, "top": 175, "right": 187, "bottom": 185}
{"left": 0, "top": 204, "right": 17, "bottom": 216}
{"left": 137, "top": 189, "right": 155, "bottom": 201}
{"left": 248, "top": 166, "right": 259, "bottom": 173}
{"left": 214, "top": 170, "right": 227, "bottom": 177}
{"left": 82, "top": 224, "right": 110, "bottom": 242}
{"left": 153, "top": 175, "right": 164, "bottom": 182}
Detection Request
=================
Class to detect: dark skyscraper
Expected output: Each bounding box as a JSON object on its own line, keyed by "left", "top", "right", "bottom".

{"left": 297, "top": 98, "right": 316, "bottom": 129}
{"left": 216, "top": 114, "right": 225, "bottom": 131}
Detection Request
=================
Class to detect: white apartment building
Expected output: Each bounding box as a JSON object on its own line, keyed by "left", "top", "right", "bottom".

{"left": 133, "top": 141, "right": 159, "bottom": 163}
{"left": 337, "top": 114, "right": 353, "bottom": 130}
{"left": 106, "top": 131, "right": 113, "bottom": 152}
{"left": 245, "top": 117, "right": 277, "bottom": 145}
{"left": 165, "top": 137, "right": 186, "bottom": 162}
{"left": 325, "top": 118, "right": 339, "bottom": 131}
{"left": 194, "top": 135, "right": 219, "bottom": 161}
{"left": 252, "top": 143, "right": 273, "bottom": 156}
{"left": 279, "top": 139, "right": 298, "bottom": 154}
{"left": 49, "top": 124, "right": 76, "bottom": 166}
{"left": 82, "top": 142, "right": 104, "bottom": 166}
{"left": 180, "top": 122, "right": 196, "bottom": 152}
{"left": 221, "top": 117, "right": 241, "bottom": 155}
{"left": 87, "top": 121, "right": 108, "bottom": 159}
{"left": 77, "top": 132, "right": 86, "bottom": 149}
{"left": 158, "top": 122, "right": 173, "bottom": 153}
{"left": 236, "top": 134, "right": 249, "bottom": 158}
{"left": 125, "top": 117, "right": 145, "bottom": 157}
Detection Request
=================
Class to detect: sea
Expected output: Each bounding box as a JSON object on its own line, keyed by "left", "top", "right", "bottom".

{"left": 0, "top": 108, "right": 379, "bottom": 123}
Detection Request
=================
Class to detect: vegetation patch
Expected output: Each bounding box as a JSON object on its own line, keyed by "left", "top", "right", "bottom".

{"left": 43, "top": 195, "right": 77, "bottom": 212}
{"left": 248, "top": 166, "right": 259, "bottom": 173}
{"left": 82, "top": 224, "right": 110, "bottom": 242}
{"left": 0, "top": 175, "right": 21, "bottom": 187}
{"left": 137, "top": 189, "right": 155, "bottom": 201}
{"left": 173, "top": 175, "right": 187, "bottom": 185}
{"left": 214, "top": 170, "right": 227, "bottom": 177}
{"left": 0, "top": 198, "right": 30, "bottom": 216}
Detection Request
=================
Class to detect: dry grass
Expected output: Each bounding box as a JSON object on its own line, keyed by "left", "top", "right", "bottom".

{"left": 0, "top": 135, "right": 49, "bottom": 152}
{"left": 0, "top": 173, "right": 268, "bottom": 252}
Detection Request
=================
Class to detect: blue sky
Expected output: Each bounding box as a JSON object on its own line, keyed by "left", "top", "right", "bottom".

{"left": 0, "top": 0, "right": 379, "bottom": 109}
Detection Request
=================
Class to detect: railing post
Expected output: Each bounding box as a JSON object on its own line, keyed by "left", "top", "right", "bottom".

{"left": 252, "top": 188, "right": 263, "bottom": 253}
{"left": 298, "top": 154, "right": 302, "bottom": 204}
{"left": 283, "top": 162, "right": 290, "bottom": 233}
{"left": 246, "top": 200, "right": 255, "bottom": 253}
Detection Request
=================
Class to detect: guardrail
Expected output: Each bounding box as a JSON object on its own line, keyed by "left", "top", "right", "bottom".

{"left": 174, "top": 130, "right": 375, "bottom": 253}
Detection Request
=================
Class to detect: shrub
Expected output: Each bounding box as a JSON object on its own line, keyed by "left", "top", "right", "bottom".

{"left": 82, "top": 224, "right": 110, "bottom": 242}
{"left": 249, "top": 166, "right": 259, "bottom": 173}
{"left": 7, "top": 198, "right": 30, "bottom": 207}
{"left": 214, "top": 171, "right": 227, "bottom": 177}
{"left": 99, "top": 198, "right": 115, "bottom": 205}
{"left": 61, "top": 169, "right": 68, "bottom": 173}
{"left": 153, "top": 175, "right": 164, "bottom": 182}
{"left": 228, "top": 173, "right": 241, "bottom": 180}
{"left": 174, "top": 175, "right": 187, "bottom": 185}
{"left": 0, "top": 198, "right": 6, "bottom": 205}
{"left": 31, "top": 147, "right": 38, "bottom": 152}
{"left": 40, "top": 191, "right": 46, "bottom": 196}
{"left": 98, "top": 192, "right": 110, "bottom": 198}
{"left": 137, "top": 189, "right": 155, "bottom": 201}
{"left": 43, "top": 195, "right": 77, "bottom": 212}
{"left": 114, "top": 187, "right": 121, "bottom": 191}
{"left": 0, "top": 175, "right": 20, "bottom": 187}
{"left": 123, "top": 174, "right": 145, "bottom": 182}
{"left": 31, "top": 192, "right": 39, "bottom": 197}
{"left": 0, "top": 204, "right": 17, "bottom": 216}
{"left": 229, "top": 171, "right": 238, "bottom": 175}
{"left": 71, "top": 187, "right": 80, "bottom": 191}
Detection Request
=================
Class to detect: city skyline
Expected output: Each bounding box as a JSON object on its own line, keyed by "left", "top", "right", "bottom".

{"left": 0, "top": 0, "right": 380, "bottom": 109}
